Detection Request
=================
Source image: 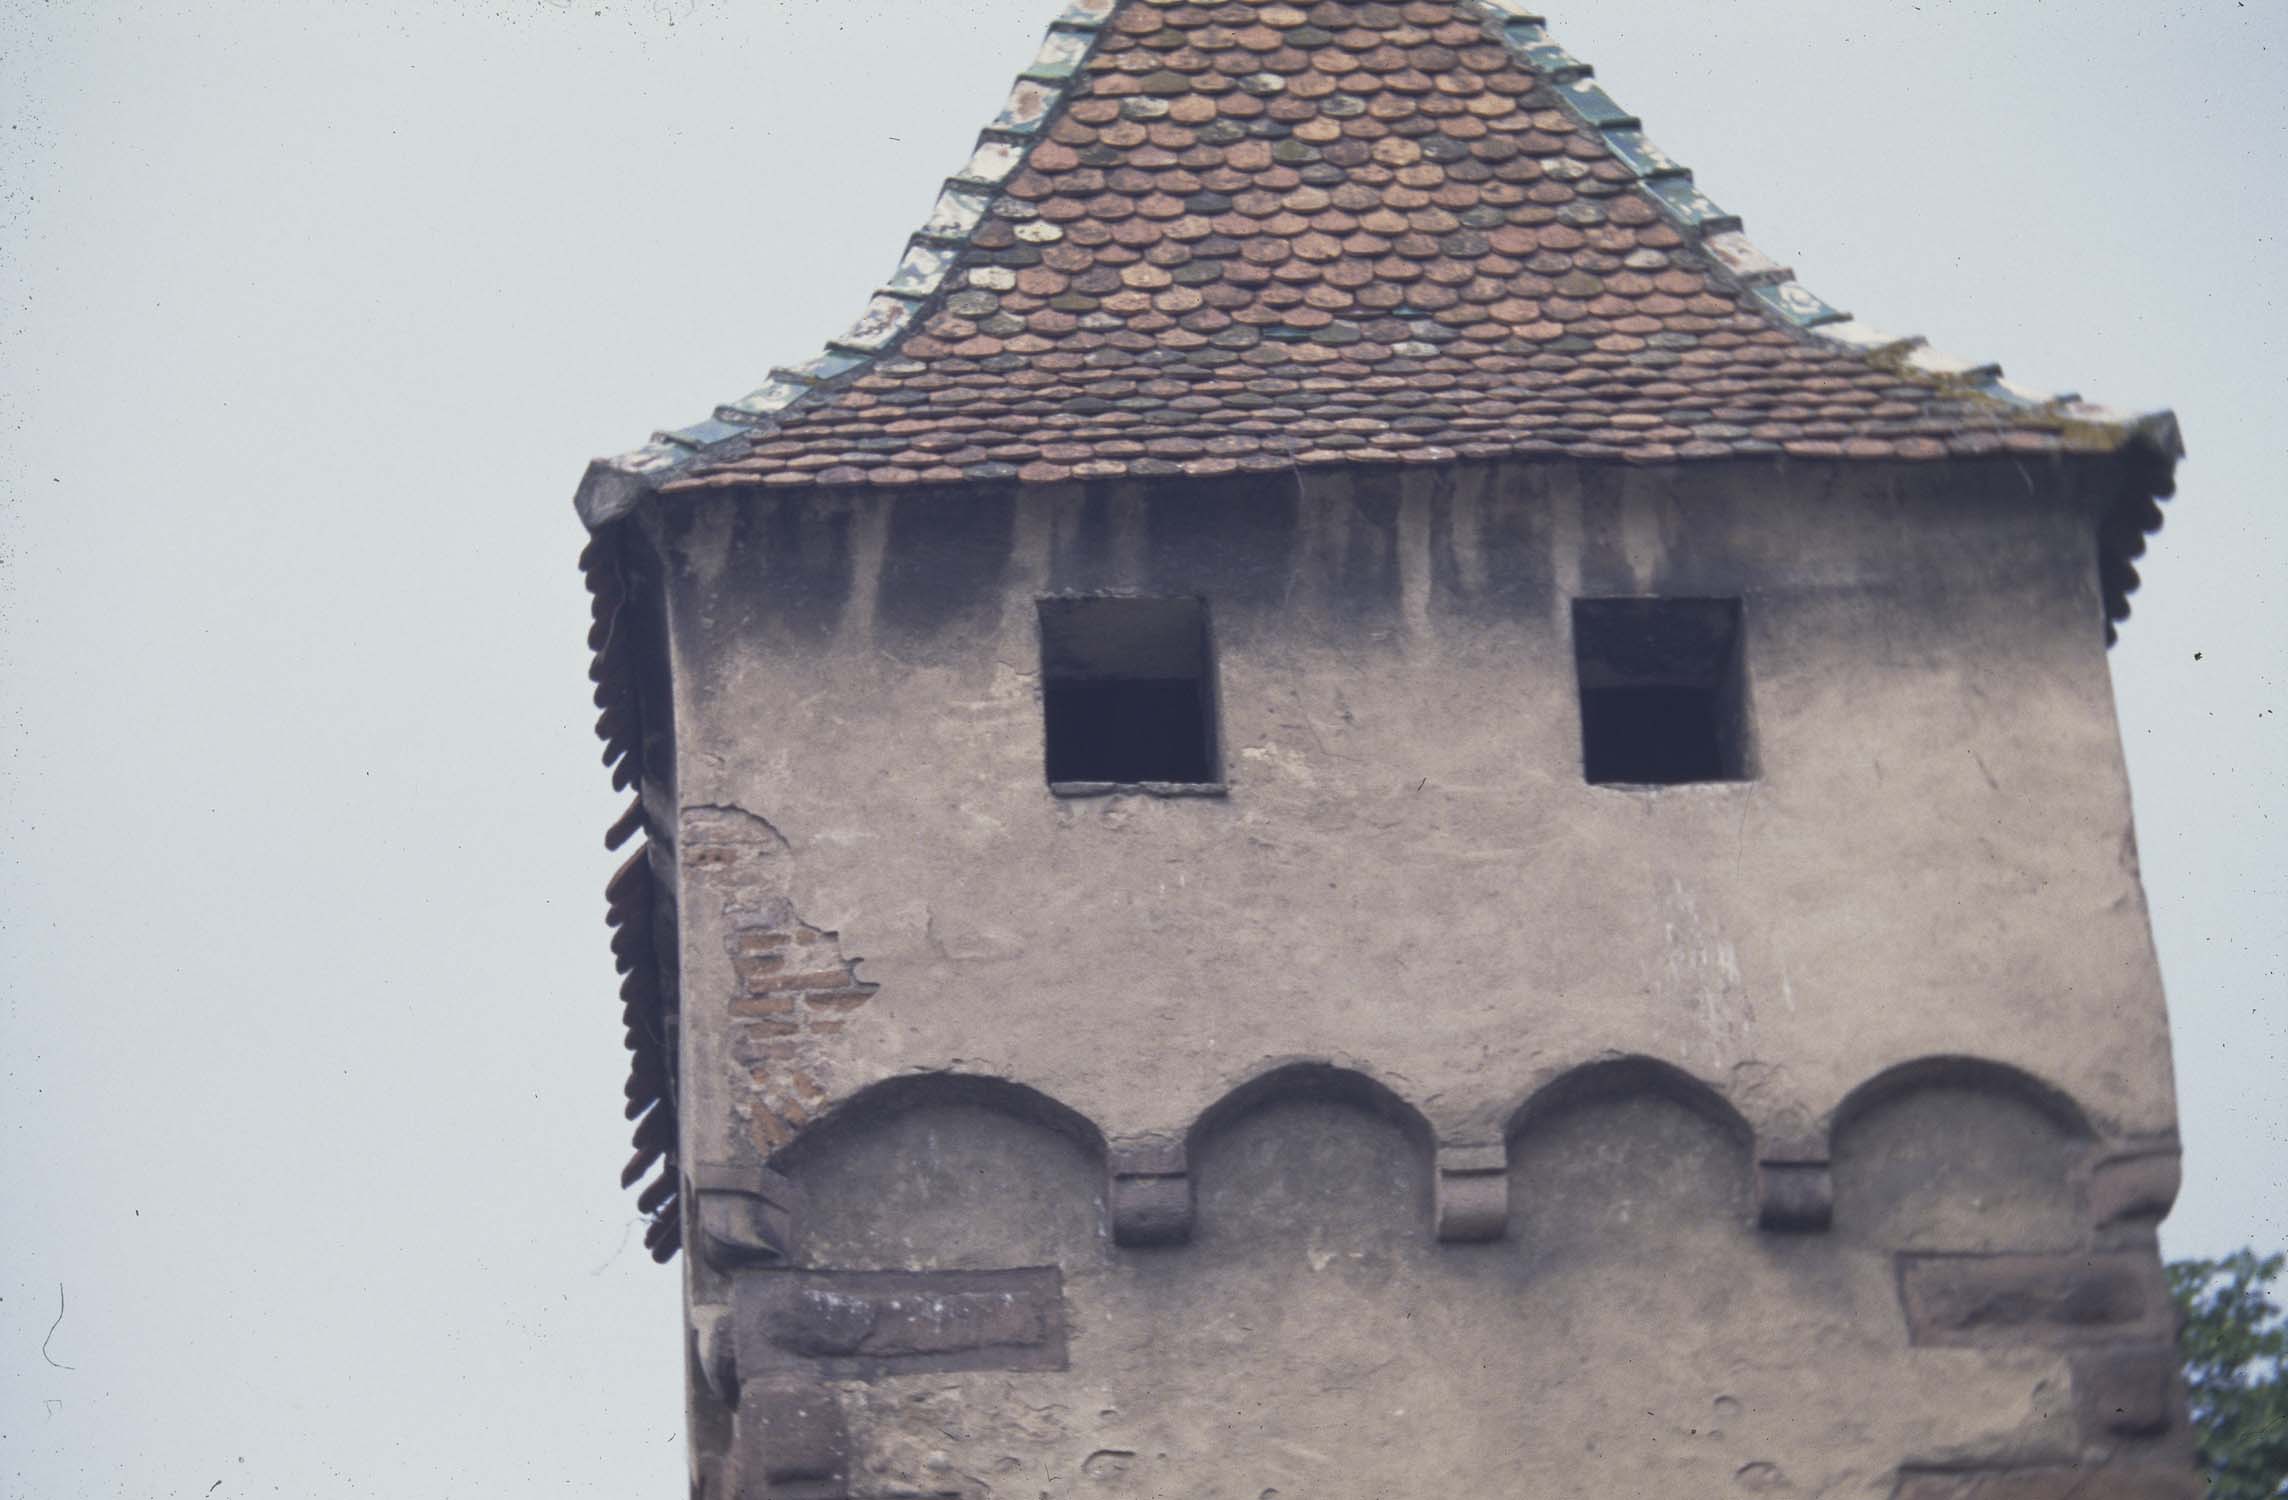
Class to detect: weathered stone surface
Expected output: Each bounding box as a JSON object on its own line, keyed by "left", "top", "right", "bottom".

{"left": 735, "top": 1268, "right": 1067, "bottom": 1378}
{"left": 1899, "top": 1252, "right": 2172, "bottom": 1347}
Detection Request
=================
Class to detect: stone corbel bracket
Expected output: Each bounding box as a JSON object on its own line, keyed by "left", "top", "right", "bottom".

{"left": 693, "top": 1299, "right": 739, "bottom": 1408}
{"left": 1435, "top": 1143, "right": 1510, "bottom": 1242}
{"left": 2085, "top": 1139, "right": 2182, "bottom": 1245}
{"left": 730, "top": 1374, "right": 849, "bottom": 1500}
{"left": 693, "top": 1161, "right": 805, "bottom": 1270}
{"left": 1755, "top": 1133, "right": 1834, "bottom": 1233}
{"left": 1109, "top": 1141, "right": 1192, "bottom": 1246}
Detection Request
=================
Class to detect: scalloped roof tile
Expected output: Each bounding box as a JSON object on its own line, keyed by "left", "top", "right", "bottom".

{"left": 573, "top": 0, "right": 2179, "bottom": 516}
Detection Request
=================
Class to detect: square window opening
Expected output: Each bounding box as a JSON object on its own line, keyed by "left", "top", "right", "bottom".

{"left": 1039, "top": 596, "right": 1219, "bottom": 788}
{"left": 1572, "top": 597, "right": 1753, "bottom": 786}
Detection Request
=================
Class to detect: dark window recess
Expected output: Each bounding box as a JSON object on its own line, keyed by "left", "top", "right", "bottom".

{"left": 1039, "top": 596, "right": 1218, "bottom": 786}
{"left": 1572, "top": 597, "right": 1753, "bottom": 786}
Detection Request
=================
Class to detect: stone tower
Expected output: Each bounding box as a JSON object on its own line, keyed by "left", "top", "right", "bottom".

{"left": 574, "top": 2, "right": 2191, "bottom": 1495}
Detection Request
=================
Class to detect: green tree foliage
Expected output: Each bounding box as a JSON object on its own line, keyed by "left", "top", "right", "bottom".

{"left": 2170, "top": 1250, "right": 2288, "bottom": 1499}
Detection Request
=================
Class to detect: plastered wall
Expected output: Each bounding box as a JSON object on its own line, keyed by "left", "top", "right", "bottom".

{"left": 650, "top": 457, "right": 2188, "bottom": 1499}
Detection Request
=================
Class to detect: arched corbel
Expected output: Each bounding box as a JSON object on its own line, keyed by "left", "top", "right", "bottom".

{"left": 692, "top": 1160, "right": 803, "bottom": 1269}
{"left": 1109, "top": 1140, "right": 1192, "bottom": 1246}
{"left": 1435, "top": 1142, "right": 1509, "bottom": 1242}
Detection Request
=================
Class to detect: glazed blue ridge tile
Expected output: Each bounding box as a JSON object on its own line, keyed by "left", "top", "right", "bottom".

{"left": 1023, "top": 29, "right": 1091, "bottom": 81}
{"left": 887, "top": 241, "right": 960, "bottom": 296}
{"left": 1700, "top": 231, "right": 1787, "bottom": 284}
{"left": 610, "top": 441, "right": 685, "bottom": 476}
{"left": 921, "top": 185, "right": 993, "bottom": 241}
{"left": 785, "top": 350, "right": 867, "bottom": 384}
{"left": 1052, "top": 0, "right": 1116, "bottom": 25}
{"left": 1601, "top": 127, "right": 1686, "bottom": 180}
{"left": 1505, "top": 24, "right": 1585, "bottom": 77}
{"left": 721, "top": 376, "right": 809, "bottom": 420}
{"left": 831, "top": 294, "right": 921, "bottom": 354}
{"left": 956, "top": 139, "right": 1026, "bottom": 186}
{"left": 1645, "top": 175, "right": 1739, "bottom": 233}
{"left": 657, "top": 416, "right": 747, "bottom": 451}
{"left": 993, "top": 78, "right": 1061, "bottom": 134}
{"left": 1558, "top": 78, "right": 1638, "bottom": 130}
{"left": 1751, "top": 281, "right": 1847, "bottom": 328}
{"left": 1477, "top": 0, "right": 1547, "bottom": 19}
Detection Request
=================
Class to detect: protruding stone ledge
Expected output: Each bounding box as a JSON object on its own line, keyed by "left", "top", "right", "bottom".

{"left": 734, "top": 1267, "right": 1068, "bottom": 1380}
{"left": 1755, "top": 1133, "right": 1833, "bottom": 1233}
{"left": 1898, "top": 1251, "right": 2173, "bottom": 1348}
{"left": 1110, "top": 1141, "right": 1193, "bottom": 1247}
{"left": 693, "top": 1161, "right": 804, "bottom": 1270}
{"left": 1435, "top": 1143, "right": 1509, "bottom": 1242}
{"left": 731, "top": 1374, "right": 849, "bottom": 1500}
{"left": 1891, "top": 1464, "right": 2197, "bottom": 1499}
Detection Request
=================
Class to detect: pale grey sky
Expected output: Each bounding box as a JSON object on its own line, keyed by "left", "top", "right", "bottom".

{"left": 1, "top": 1, "right": 2280, "bottom": 1495}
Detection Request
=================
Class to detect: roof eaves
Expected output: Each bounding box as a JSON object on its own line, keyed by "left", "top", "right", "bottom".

{"left": 572, "top": 0, "right": 1121, "bottom": 531}
{"left": 1466, "top": 0, "right": 2181, "bottom": 468}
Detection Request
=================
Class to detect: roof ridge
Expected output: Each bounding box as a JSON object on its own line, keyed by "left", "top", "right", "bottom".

{"left": 1465, "top": 0, "right": 2181, "bottom": 460}
{"left": 575, "top": 0, "right": 1124, "bottom": 527}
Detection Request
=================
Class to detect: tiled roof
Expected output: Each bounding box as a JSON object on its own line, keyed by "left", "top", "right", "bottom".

{"left": 575, "top": 0, "right": 2178, "bottom": 516}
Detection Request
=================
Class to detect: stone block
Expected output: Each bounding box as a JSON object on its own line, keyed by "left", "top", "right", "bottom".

{"left": 2074, "top": 1344, "right": 2182, "bottom": 1439}
{"left": 731, "top": 1375, "right": 847, "bottom": 1495}
{"left": 1110, "top": 1141, "right": 1193, "bottom": 1246}
{"left": 735, "top": 1267, "right": 1068, "bottom": 1379}
{"left": 2086, "top": 1146, "right": 2181, "bottom": 1231}
{"left": 1898, "top": 1251, "right": 2172, "bottom": 1348}
{"left": 693, "top": 1162, "right": 804, "bottom": 1270}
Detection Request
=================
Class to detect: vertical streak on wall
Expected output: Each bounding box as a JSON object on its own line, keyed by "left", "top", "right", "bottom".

{"left": 1399, "top": 477, "right": 1433, "bottom": 645}
{"left": 845, "top": 495, "right": 891, "bottom": 652}
{"left": 1448, "top": 464, "right": 1488, "bottom": 597}
{"left": 1547, "top": 467, "right": 1584, "bottom": 632}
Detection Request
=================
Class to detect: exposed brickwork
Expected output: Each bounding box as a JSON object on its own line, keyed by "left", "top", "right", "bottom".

{"left": 725, "top": 914, "right": 877, "bottom": 1158}
{"left": 683, "top": 804, "right": 881, "bottom": 1165}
